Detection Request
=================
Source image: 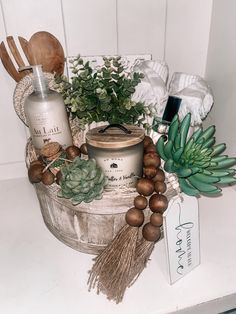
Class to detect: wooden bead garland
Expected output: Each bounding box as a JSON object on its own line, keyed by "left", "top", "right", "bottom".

{"left": 126, "top": 139, "right": 168, "bottom": 243}
{"left": 125, "top": 137, "right": 169, "bottom": 288}
{"left": 88, "top": 135, "right": 169, "bottom": 303}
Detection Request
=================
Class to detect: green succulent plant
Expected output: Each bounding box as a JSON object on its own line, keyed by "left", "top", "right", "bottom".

{"left": 54, "top": 55, "right": 146, "bottom": 127}
{"left": 156, "top": 113, "right": 236, "bottom": 196}
{"left": 58, "top": 157, "right": 107, "bottom": 204}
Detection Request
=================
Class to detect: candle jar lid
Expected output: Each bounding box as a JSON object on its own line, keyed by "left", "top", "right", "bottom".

{"left": 86, "top": 124, "right": 145, "bottom": 149}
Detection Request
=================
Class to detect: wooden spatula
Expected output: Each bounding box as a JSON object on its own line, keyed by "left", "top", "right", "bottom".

{"left": 18, "top": 36, "right": 31, "bottom": 64}
{"left": 6, "top": 36, "right": 31, "bottom": 75}
{"left": 0, "top": 41, "right": 24, "bottom": 82}
{"left": 0, "top": 36, "right": 31, "bottom": 82}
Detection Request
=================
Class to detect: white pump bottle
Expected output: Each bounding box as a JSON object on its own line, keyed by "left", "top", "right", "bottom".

{"left": 22, "top": 65, "right": 73, "bottom": 150}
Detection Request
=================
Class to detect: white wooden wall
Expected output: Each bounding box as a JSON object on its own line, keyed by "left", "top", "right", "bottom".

{"left": 0, "top": 0, "right": 213, "bottom": 180}
{"left": 204, "top": 0, "right": 236, "bottom": 157}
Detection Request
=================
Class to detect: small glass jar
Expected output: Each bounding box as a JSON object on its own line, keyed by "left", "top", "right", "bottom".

{"left": 86, "top": 124, "right": 145, "bottom": 190}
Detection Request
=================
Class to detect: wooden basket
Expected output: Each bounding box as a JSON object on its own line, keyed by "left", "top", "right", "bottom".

{"left": 26, "top": 130, "right": 138, "bottom": 255}
{"left": 33, "top": 181, "right": 135, "bottom": 255}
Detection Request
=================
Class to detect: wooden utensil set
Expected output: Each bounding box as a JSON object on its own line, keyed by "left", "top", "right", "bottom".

{"left": 0, "top": 31, "right": 65, "bottom": 82}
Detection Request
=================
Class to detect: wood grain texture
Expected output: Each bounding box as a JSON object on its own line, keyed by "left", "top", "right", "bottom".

{"left": 0, "top": 41, "right": 24, "bottom": 81}
{"left": 6, "top": 36, "right": 26, "bottom": 67}
{"left": 86, "top": 124, "right": 145, "bottom": 148}
{"left": 18, "top": 36, "right": 31, "bottom": 64}
{"left": 32, "top": 178, "right": 172, "bottom": 254}
{"left": 6, "top": 36, "right": 31, "bottom": 76}
{"left": 34, "top": 182, "right": 136, "bottom": 254}
{"left": 28, "top": 31, "right": 65, "bottom": 75}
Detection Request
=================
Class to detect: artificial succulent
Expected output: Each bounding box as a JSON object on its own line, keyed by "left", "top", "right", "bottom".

{"left": 156, "top": 113, "right": 236, "bottom": 196}
{"left": 58, "top": 157, "right": 107, "bottom": 204}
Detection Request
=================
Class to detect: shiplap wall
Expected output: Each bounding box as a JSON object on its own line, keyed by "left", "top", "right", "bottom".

{"left": 204, "top": 0, "right": 236, "bottom": 157}
{"left": 0, "top": 0, "right": 213, "bottom": 180}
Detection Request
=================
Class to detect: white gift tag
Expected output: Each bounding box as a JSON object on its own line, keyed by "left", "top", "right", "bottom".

{"left": 163, "top": 193, "right": 200, "bottom": 284}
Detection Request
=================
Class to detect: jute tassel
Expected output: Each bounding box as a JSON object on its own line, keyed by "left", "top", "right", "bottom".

{"left": 126, "top": 201, "right": 168, "bottom": 288}
{"left": 128, "top": 238, "right": 156, "bottom": 287}
{"left": 88, "top": 223, "right": 140, "bottom": 304}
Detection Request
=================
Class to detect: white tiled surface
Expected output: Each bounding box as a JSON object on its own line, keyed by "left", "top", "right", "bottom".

{"left": 0, "top": 178, "right": 236, "bottom": 314}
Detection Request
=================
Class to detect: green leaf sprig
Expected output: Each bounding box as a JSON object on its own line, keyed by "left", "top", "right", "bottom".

{"left": 55, "top": 55, "right": 146, "bottom": 127}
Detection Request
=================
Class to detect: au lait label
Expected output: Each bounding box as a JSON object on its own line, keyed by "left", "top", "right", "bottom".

{"left": 163, "top": 194, "right": 200, "bottom": 284}
{"left": 33, "top": 126, "right": 61, "bottom": 137}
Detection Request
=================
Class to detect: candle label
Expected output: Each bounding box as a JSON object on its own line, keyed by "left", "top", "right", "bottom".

{"left": 163, "top": 193, "right": 200, "bottom": 284}
{"left": 95, "top": 154, "right": 141, "bottom": 189}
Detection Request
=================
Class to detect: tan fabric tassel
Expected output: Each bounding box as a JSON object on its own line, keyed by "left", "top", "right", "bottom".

{"left": 128, "top": 239, "right": 155, "bottom": 287}
{"left": 88, "top": 224, "right": 139, "bottom": 304}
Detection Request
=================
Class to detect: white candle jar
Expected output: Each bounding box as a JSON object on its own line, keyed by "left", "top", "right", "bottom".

{"left": 86, "top": 124, "right": 145, "bottom": 190}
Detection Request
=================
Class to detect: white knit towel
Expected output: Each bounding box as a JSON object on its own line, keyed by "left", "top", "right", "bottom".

{"left": 131, "top": 61, "right": 214, "bottom": 127}
{"left": 169, "top": 72, "right": 214, "bottom": 125}
{"left": 131, "top": 60, "right": 169, "bottom": 126}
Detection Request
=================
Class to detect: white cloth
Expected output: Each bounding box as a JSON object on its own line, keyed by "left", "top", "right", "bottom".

{"left": 169, "top": 72, "right": 214, "bottom": 125}
{"left": 131, "top": 61, "right": 214, "bottom": 127}
{"left": 131, "top": 60, "right": 169, "bottom": 126}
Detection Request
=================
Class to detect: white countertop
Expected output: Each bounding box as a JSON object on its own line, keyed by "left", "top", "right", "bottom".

{"left": 0, "top": 177, "right": 236, "bottom": 314}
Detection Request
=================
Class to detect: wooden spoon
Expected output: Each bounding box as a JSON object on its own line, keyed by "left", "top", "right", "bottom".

{"left": 27, "top": 31, "right": 65, "bottom": 75}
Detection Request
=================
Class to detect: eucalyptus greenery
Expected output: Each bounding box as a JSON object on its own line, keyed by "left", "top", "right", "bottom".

{"left": 54, "top": 55, "right": 147, "bottom": 126}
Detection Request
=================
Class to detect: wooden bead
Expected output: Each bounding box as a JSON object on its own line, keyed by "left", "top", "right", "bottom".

{"left": 143, "top": 166, "right": 157, "bottom": 179}
{"left": 143, "top": 153, "right": 161, "bottom": 168}
{"left": 154, "top": 181, "right": 167, "bottom": 193}
{"left": 143, "top": 135, "right": 153, "bottom": 148}
{"left": 30, "top": 160, "right": 44, "bottom": 167}
{"left": 28, "top": 164, "right": 44, "bottom": 183}
{"left": 80, "top": 143, "right": 88, "bottom": 155}
{"left": 152, "top": 168, "right": 165, "bottom": 182}
{"left": 55, "top": 170, "right": 62, "bottom": 185}
{"left": 136, "top": 178, "right": 155, "bottom": 196}
{"left": 144, "top": 143, "right": 156, "bottom": 154}
{"left": 149, "top": 193, "right": 168, "bottom": 213}
{"left": 66, "top": 145, "right": 81, "bottom": 160}
{"left": 142, "top": 223, "right": 161, "bottom": 242}
{"left": 134, "top": 195, "right": 148, "bottom": 210}
{"left": 41, "top": 170, "right": 55, "bottom": 185}
{"left": 125, "top": 207, "right": 145, "bottom": 227}
{"left": 150, "top": 213, "right": 163, "bottom": 227}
